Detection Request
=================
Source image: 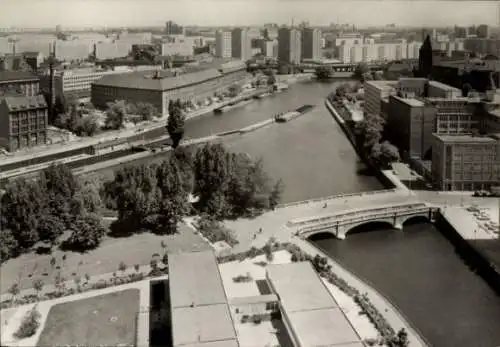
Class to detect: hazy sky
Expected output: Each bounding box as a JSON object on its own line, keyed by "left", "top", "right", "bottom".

{"left": 2, "top": 0, "right": 498, "bottom": 28}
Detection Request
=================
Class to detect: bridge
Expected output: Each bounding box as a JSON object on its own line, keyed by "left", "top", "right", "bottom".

{"left": 290, "top": 202, "right": 439, "bottom": 240}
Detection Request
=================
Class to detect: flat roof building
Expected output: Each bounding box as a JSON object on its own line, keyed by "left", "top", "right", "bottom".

{"left": 266, "top": 262, "right": 361, "bottom": 347}
{"left": 363, "top": 80, "right": 397, "bottom": 116}
{"left": 168, "top": 250, "right": 238, "bottom": 347}
{"left": 215, "top": 31, "right": 232, "bottom": 59}
{"left": 278, "top": 27, "right": 301, "bottom": 65}
{"left": 231, "top": 28, "right": 252, "bottom": 61}
{"left": 301, "top": 28, "right": 321, "bottom": 61}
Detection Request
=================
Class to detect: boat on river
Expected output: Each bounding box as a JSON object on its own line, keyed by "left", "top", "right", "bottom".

{"left": 274, "top": 104, "right": 315, "bottom": 122}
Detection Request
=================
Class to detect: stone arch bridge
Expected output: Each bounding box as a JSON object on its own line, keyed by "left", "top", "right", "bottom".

{"left": 291, "top": 202, "right": 439, "bottom": 240}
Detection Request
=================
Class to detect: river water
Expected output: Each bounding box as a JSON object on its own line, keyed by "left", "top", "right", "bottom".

{"left": 183, "top": 81, "right": 500, "bottom": 347}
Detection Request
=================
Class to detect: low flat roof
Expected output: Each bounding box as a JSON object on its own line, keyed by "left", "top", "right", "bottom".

{"left": 180, "top": 341, "right": 239, "bottom": 347}
{"left": 391, "top": 95, "right": 424, "bottom": 107}
{"left": 433, "top": 134, "right": 498, "bottom": 143}
{"left": 266, "top": 262, "right": 338, "bottom": 312}
{"left": 365, "top": 80, "right": 396, "bottom": 89}
{"left": 168, "top": 250, "right": 228, "bottom": 308}
{"left": 171, "top": 304, "right": 237, "bottom": 347}
{"left": 428, "top": 80, "right": 461, "bottom": 91}
{"left": 287, "top": 308, "right": 361, "bottom": 347}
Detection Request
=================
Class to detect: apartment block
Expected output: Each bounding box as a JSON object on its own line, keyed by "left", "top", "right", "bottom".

{"left": 0, "top": 71, "right": 40, "bottom": 97}
{"left": 464, "top": 38, "right": 500, "bottom": 57}
{"left": 161, "top": 42, "right": 194, "bottom": 57}
{"left": 231, "top": 28, "right": 252, "bottom": 61}
{"left": 260, "top": 39, "right": 278, "bottom": 58}
{"left": 301, "top": 28, "right": 321, "bottom": 60}
{"left": 432, "top": 134, "right": 500, "bottom": 191}
{"left": 54, "top": 40, "right": 93, "bottom": 61}
{"left": 94, "top": 42, "right": 132, "bottom": 60}
{"left": 426, "top": 97, "right": 478, "bottom": 134}
{"left": 278, "top": 27, "right": 301, "bottom": 64}
{"left": 215, "top": 30, "right": 232, "bottom": 58}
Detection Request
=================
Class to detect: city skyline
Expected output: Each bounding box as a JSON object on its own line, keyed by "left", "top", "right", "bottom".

{"left": 0, "top": 0, "right": 498, "bottom": 28}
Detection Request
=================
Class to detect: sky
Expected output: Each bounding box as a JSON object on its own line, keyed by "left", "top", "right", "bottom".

{"left": 1, "top": 0, "right": 499, "bottom": 28}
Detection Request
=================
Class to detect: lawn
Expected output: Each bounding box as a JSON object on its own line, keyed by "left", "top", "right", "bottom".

{"left": 36, "top": 289, "right": 140, "bottom": 347}
{"left": 1, "top": 223, "right": 210, "bottom": 294}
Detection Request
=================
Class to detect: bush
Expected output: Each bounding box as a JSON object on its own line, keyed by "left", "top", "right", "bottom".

{"left": 14, "top": 307, "right": 41, "bottom": 339}
{"left": 195, "top": 216, "right": 239, "bottom": 246}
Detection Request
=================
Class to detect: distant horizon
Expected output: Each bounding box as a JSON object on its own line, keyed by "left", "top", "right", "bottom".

{"left": 1, "top": 0, "right": 499, "bottom": 28}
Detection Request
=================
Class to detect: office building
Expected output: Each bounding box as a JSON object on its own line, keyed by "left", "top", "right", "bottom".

{"left": 454, "top": 26, "right": 467, "bottom": 39}
{"left": 165, "top": 21, "right": 184, "bottom": 36}
{"left": 476, "top": 25, "right": 490, "bottom": 39}
{"left": 0, "top": 38, "right": 15, "bottom": 55}
{"left": 335, "top": 33, "right": 363, "bottom": 47}
{"left": 161, "top": 42, "right": 194, "bottom": 57}
{"left": 432, "top": 134, "right": 500, "bottom": 191}
{"left": 264, "top": 27, "right": 278, "bottom": 40}
{"left": 92, "top": 61, "right": 248, "bottom": 116}
{"left": 364, "top": 80, "right": 397, "bottom": 116}
{"left": 428, "top": 80, "right": 462, "bottom": 99}
{"left": 53, "top": 40, "right": 93, "bottom": 61}
{"left": 215, "top": 30, "right": 232, "bottom": 58}
{"left": 0, "top": 94, "right": 48, "bottom": 151}
{"left": 278, "top": 27, "right": 301, "bottom": 64}
{"left": 301, "top": 28, "right": 321, "bottom": 60}
{"left": 231, "top": 27, "right": 252, "bottom": 61}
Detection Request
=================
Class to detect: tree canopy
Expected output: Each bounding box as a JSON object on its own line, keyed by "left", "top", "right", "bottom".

{"left": 166, "top": 99, "right": 186, "bottom": 148}
{"left": 104, "top": 100, "right": 127, "bottom": 130}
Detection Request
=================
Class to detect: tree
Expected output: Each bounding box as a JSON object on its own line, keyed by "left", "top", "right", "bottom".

{"left": 267, "top": 73, "right": 276, "bottom": 86}
{"left": 1, "top": 179, "right": 45, "bottom": 249}
{"left": 353, "top": 63, "right": 370, "bottom": 81}
{"left": 370, "top": 141, "right": 400, "bottom": 169}
{"left": 33, "top": 279, "right": 44, "bottom": 297}
{"left": 0, "top": 229, "right": 19, "bottom": 264}
{"left": 162, "top": 253, "right": 169, "bottom": 266}
{"left": 8, "top": 283, "right": 20, "bottom": 301}
{"left": 36, "top": 215, "right": 65, "bottom": 245}
{"left": 135, "top": 102, "right": 159, "bottom": 120}
{"left": 104, "top": 100, "right": 127, "bottom": 130}
{"left": 228, "top": 84, "right": 242, "bottom": 97}
{"left": 315, "top": 66, "right": 332, "bottom": 80}
{"left": 118, "top": 261, "right": 127, "bottom": 274}
{"left": 74, "top": 276, "right": 82, "bottom": 291}
{"left": 153, "top": 157, "right": 190, "bottom": 234}
{"left": 134, "top": 264, "right": 140, "bottom": 272}
{"left": 269, "top": 178, "right": 285, "bottom": 210}
{"left": 355, "top": 113, "right": 386, "bottom": 153}
{"left": 78, "top": 115, "right": 100, "bottom": 136}
{"left": 166, "top": 100, "right": 185, "bottom": 148}
{"left": 394, "top": 328, "right": 409, "bottom": 347}
{"left": 64, "top": 213, "right": 107, "bottom": 251}
{"left": 75, "top": 177, "right": 103, "bottom": 214}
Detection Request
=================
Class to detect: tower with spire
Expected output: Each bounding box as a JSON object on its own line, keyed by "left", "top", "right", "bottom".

{"left": 418, "top": 35, "right": 433, "bottom": 79}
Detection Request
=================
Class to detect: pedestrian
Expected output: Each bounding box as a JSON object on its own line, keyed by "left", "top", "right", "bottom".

{"left": 259, "top": 228, "right": 263, "bottom": 234}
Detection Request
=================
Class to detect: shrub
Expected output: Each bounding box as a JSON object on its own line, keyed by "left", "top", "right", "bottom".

{"left": 232, "top": 273, "right": 253, "bottom": 283}
{"left": 14, "top": 307, "right": 41, "bottom": 339}
{"left": 195, "top": 216, "right": 239, "bottom": 246}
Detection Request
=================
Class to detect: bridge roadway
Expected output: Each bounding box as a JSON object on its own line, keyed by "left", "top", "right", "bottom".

{"left": 227, "top": 188, "right": 429, "bottom": 253}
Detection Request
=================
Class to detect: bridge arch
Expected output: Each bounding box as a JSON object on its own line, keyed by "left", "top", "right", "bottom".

{"left": 400, "top": 214, "right": 430, "bottom": 226}
{"left": 344, "top": 219, "right": 396, "bottom": 237}
{"left": 307, "top": 231, "right": 337, "bottom": 241}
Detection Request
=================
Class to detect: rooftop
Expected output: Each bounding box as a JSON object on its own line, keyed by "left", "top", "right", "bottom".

{"left": 428, "top": 80, "right": 461, "bottom": 91}
{"left": 266, "top": 262, "right": 338, "bottom": 312}
{"left": 287, "top": 308, "right": 361, "bottom": 347}
{"left": 168, "top": 250, "right": 227, "bottom": 308}
{"left": 391, "top": 95, "right": 424, "bottom": 107}
{"left": 1, "top": 95, "right": 47, "bottom": 112}
{"left": 365, "top": 80, "right": 397, "bottom": 90}
{"left": 434, "top": 134, "right": 499, "bottom": 143}
{"left": 93, "top": 67, "right": 222, "bottom": 91}
{"left": 171, "top": 304, "right": 237, "bottom": 347}
{"left": 0, "top": 71, "right": 38, "bottom": 82}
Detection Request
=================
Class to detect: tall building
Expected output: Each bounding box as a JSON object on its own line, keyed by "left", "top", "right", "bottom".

{"left": 215, "top": 30, "right": 232, "bottom": 58}
{"left": 418, "top": 35, "right": 433, "bottom": 78}
{"left": 364, "top": 80, "right": 397, "bottom": 116}
{"left": 301, "top": 28, "right": 321, "bottom": 60}
{"left": 231, "top": 28, "right": 252, "bottom": 61}
{"left": 476, "top": 25, "right": 490, "bottom": 39}
{"left": 278, "top": 27, "right": 301, "bottom": 64}
{"left": 165, "top": 21, "right": 184, "bottom": 35}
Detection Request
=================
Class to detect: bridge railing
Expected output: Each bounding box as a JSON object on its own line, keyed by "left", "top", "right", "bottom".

{"left": 288, "top": 202, "right": 426, "bottom": 227}
{"left": 298, "top": 206, "right": 433, "bottom": 235}
{"left": 276, "top": 188, "right": 399, "bottom": 210}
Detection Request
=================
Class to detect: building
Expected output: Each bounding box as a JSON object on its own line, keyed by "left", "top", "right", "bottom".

{"left": 91, "top": 61, "right": 248, "bottom": 116}
{"left": 94, "top": 42, "right": 132, "bottom": 60}
{"left": 301, "top": 28, "right": 321, "bottom": 61}
{"left": 397, "top": 77, "right": 428, "bottom": 97}
{"left": 21, "top": 52, "right": 44, "bottom": 71}
{"left": 364, "top": 80, "right": 397, "bottom": 116}
{"left": 260, "top": 39, "right": 278, "bottom": 58}
{"left": 278, "top": 27, "right": 301, "bottom": 64}
{"left": 165, "top": 21, "right": 184, "bottom": 36}
{"left": 463, "top": 38, "right": 500, "bottom": 57}
{"left": 53, "top": 40, "right": 93, "bottom": 61}
{"left": 231, "top": 28, "right": 252, "bottom": 61}
{"left": 161, "top": 42, "right": 193, "bottom": 57}
{"left": 335, "top": 33, "right": 363, "bottom": 47}
{"left": 476, "top": 25, "right": 490, "bottom": 39}
{"left": 0, "top": 37, "right": 15, "bottom": 55}
{"left": 428, "top": 80, "right": 462, "bottom": 99}
{"left": 167, "top": 250, "right": 238, "bottom": 347}
{"left": 215, "top": 31, "right": 232, "bottom": 58}
{"left": 266, "top": 262, "right": 363, "bottom": 347}
{"left": 0, "top": 94, "right": 48, "bottom": 151}
{"left": 0, "top": 70, "right": 40, "bottom": 97}
{"left": 432, "top": 134, "right": 500, "bottom": 191}
{"left": 455, "top": 26, "right": 467, "bottom": 39}
{"left": 39, "top": 66, "right": 160, "bottom": 101}
{"left": 264, "top": 28, "right": 278, "bottom": 41}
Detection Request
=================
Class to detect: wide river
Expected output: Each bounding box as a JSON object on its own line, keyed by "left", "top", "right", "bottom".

{"left": 184, "top": 80, "right": 500, "bottom": 347}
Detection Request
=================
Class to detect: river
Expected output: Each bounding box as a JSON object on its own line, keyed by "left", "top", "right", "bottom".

{"left": 120, "top": 79, "right": 500, "bottom": 346}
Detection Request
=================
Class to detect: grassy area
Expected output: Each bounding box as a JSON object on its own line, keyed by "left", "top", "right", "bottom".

{"left": 1, "top": 223, "right": 210, "bottom": 294}
{"left": 37, "top": 289, "right": 140, "bottom": 347}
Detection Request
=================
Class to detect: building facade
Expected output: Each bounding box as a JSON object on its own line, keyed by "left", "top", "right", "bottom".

{"left": 54, "top": 40, "right": 93, "bottom": 61}
{"left": 0, "top": 95, "right": 48, "bottom": 151}
{"left": 0, "top": 71, "right": 40, "bottom": 97}
{"left": 94, "top": 42, "right": 132, "bottom": 60}
{"left": 215, "top": 31, "right": 232, "bottom": 58}
{"left": 91, "top": 62, "right": 248, "bottom": 116}
{"left": 161, "top": 42, "right": 194, "bottom": 57}
{"left": 364, "top": 80, "right": 397, "bottom": 116}
{"left": 231, "top": 28, "right": 252, "bottom": 61}
{"left": 432, "top": 134, "right": 500, "bottom": 191}
{"left": 278, "top": 27, "right": 301, "bottom": 64}
{"left": 301, "top": 28, "right": 321, "bottom": 60}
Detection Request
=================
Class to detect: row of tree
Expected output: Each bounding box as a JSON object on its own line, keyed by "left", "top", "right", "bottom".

{"left": 103, "top": 143, "right": 284, "bottom": 236}
{"left": 0, "top": 165, "right": 106, "bottom": 264}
